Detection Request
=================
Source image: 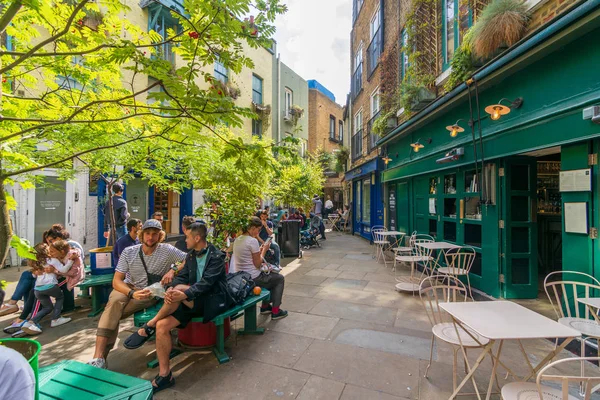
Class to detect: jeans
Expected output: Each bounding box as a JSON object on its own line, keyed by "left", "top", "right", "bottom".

{"left": 254, "top": 272, "right": 285, "bottom": 308}
{"left": 32, "top": 285, "right": 64, "bottom": 323}
{"left": 270, "top": 242, "right": 281, "bottom": 265}
{"left": 10, "top": 271, "right": 36, "bottom": 303}
{"left": 115, "top": 224, "right": 127, "bottom": 240}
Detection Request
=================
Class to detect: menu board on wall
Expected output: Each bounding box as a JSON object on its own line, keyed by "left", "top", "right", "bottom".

{"left": 389, "top": 189, "right": 396, "bottom": 231}
{"left": 560, "top": 169, "right": 591, "bottom": 192}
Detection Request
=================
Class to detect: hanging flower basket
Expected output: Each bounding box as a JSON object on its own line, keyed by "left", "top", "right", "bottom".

{"left": 289, "top": 105, "right": 304, "bottom": 126}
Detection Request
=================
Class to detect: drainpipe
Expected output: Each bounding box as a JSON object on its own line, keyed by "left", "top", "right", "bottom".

{"left": 277, "top": 53, "right": 282, "bottom": 145}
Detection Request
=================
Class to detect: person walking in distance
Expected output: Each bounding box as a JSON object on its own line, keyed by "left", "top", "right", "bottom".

{"left": 104, "top": 183, "right": 130, "bottom": 241}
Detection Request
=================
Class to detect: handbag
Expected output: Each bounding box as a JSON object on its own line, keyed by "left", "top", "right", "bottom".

{"left": 138, "top": 248, "right": 163, "bottom": 286}
{"left": 226, "top": 271, "right": 255, "bottom": 304}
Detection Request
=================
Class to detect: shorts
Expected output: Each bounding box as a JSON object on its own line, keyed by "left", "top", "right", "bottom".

{"left": 170, "top": 299, "right": 204, "bottom": 328}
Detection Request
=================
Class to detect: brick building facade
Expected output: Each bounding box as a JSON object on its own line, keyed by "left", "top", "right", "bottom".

{"left": 307, "top": 80, "right": 345, "bottom": 209}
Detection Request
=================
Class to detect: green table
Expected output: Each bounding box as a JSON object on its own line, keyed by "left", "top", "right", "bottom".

{"left": 77, "top": 274, "right": 114, "bottom": 317}
{"left": 39, "top": 360, "right": 152, "bottom": 399}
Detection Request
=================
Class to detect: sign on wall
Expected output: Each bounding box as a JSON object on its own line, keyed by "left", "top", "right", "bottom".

{"left": 560, "top": 169, "right": 591, "bottom": 192}
{"left": 389, "top": 188, "right": 396, "bottom": 231}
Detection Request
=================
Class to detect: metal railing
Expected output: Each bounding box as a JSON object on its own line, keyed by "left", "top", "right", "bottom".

{"left": 351, "top": 63, "right": 363, "bottom": 99}
{"left": 351, "top": 129, "right": 363, "bottom": 161}
{"left": 367, "top": 111, "right": 380, "bottom": 153}
{"left": 366, "top": 28, "right": 382, "bottom": 78}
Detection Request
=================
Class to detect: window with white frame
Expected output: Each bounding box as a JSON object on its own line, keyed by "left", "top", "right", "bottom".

{"left": 370, "top": 89, "right": 380, "bottom": 118}
{"left": 214, "top": 58, "right": 228, "bottom": 83}
{"left": 285, "top": 88, "right": 293, "bottom": 118}
{"left": 370, "top": 8, "right": 380, "bottom": 40}
{"left": 355, "top": 110, "right": 363, "bottom": 133}
{"left": 354, "top": 43, "right": 363, "bottom": 72}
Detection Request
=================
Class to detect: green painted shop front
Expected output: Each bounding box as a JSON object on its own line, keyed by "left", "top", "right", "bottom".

{"left": 380, "top": 3, "right": 600, "bottom": 299}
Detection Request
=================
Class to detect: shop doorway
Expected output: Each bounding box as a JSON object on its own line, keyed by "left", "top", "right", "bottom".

{"left": 504, "top": 147, "right": 563, "bottom": 299}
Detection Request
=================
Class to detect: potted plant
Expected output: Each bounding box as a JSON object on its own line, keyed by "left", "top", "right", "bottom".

{"left": 471, "top": 0, "right": 530, "bottom": 60}
{"left": 289, "top": 104, "right": 304, "bottom": 126}
{"left": 252, "top": 102, "right": 272, "bottom": 131}
{"left": 444, "top": 29, "right": 475, "bottom": 91}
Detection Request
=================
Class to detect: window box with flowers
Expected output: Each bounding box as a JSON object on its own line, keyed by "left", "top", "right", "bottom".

{"left": 289, "top": 104, "right": 304, "bottom": 126}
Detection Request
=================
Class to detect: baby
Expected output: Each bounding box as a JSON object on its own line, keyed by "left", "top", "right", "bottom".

{"left": 22, "top": 240, "right": 76, "bottom": 335}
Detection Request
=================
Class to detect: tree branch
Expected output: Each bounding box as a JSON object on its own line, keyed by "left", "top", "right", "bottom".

{"left": 2, "top": 132, "right": 164, "bottom": 179}
{"left": 0, "top": 1, "right": 22, "bottom": 35}
{"left": 0, "top": 80, "right": 163, "bottom": 143}
{"left": 0, "top": 0, "right": 88, "bottom": 75}
{"left": 0, "top": 35, "right": 185, "bottom": 58}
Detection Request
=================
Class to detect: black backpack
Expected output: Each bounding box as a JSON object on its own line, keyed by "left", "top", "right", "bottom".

{"left": 226, "top": 271, "right": 256, "bottom": 304}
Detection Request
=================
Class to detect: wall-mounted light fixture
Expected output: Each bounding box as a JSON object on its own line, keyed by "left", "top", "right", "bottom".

{"left": 379, "top": 146, "right": 392, "bottom": 165}
{"left": 446, "top": 119, "right": 466, "bottom": 137}
{"left": 410, "top": 138, "right": 431, "bottom": 153}
{"left": 484, "top": 97, "right": 523, "bottom": 121}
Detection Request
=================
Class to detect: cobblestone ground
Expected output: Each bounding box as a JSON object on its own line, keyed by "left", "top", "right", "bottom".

{"left": 0, "top": 232, "right": 593, "bottom": 399}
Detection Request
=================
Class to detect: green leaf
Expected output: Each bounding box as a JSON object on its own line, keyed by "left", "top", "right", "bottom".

{"left": 5, "top": 192, "right": 17, "bottom": 211}
{"left": 10, "top": 235, "right": 37, "bottom": 260}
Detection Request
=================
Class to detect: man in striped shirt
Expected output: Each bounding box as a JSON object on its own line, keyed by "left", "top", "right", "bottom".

{"left": 87, "top": 219, "right": 186, "bottom": 369}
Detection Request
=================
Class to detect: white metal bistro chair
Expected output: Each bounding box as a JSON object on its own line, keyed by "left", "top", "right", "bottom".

{"left": 437, "top": 246, "right": 477, "bottom": 298}
{"left": 419, "top": 275, "right": 490, "bottom": 395}
{"left": 501, "top": 357, "right": 600, "bottom": 400}
{"left": 392, "top": 231, "right": 417, "bottom": 270}
{"left": 371, "top": 225, "right": 388, "bottom": 263}
{"left": 395, "top": 235, "right": 434, "bottom": 293}
{"left": 544, "top": 271, "right": 600, "bottom": 388}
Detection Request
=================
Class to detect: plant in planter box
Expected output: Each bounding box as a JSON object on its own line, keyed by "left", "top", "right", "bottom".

{"left": 252, "top": 102, "right": 272, "bottom": 132}
{"left": 444, "top": 29, "right": 475, "bottom": 91}
{"left": 290, "top": 104, "right": 304, "bottom": 126}
{"left": 372, "top": 110, "right": 398, "bottom": 137}
{"left": 471, "top": 0, "right": 529, "bottom": 60}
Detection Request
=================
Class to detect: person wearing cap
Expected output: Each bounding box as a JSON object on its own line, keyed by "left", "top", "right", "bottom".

{"left": 122, "top": 222, "right": 231, "bottom": 393}
{"left": 103, "top": 183, "right": 130, "bottom": 240}
{"left": 87, "top": 219, "right": 187, "bottom": 370}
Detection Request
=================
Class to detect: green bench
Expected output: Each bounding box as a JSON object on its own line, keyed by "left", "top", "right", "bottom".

{"left": 135, "top": 289, "right": 270, "bottom": 366}
{"left": 77, "top": 273, "right": 114, "bottom": 317}
{"left": 39, "top": 360, "right": 152, "bottom": 399}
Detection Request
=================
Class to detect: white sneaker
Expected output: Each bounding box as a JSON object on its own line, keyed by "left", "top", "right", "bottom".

{"left": 87, "top": 357, "right": 107, "bottom": 369}
{"left": 22, "top": 322, "right": 42, "bottom": 335}
{"left": 50, "top": 317, "right": 71, "bottom": 328}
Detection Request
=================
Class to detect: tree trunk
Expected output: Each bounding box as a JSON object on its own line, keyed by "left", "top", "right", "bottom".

{"left": 0, "top": 183, "right": 13, "bottom": 269}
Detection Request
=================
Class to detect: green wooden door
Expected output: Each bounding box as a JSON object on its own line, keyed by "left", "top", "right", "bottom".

{"left": 397, "top": 181, "right": 410, "bottom": 235}
{"left": 502, "top": 157, "right": 538, "bottom": 299}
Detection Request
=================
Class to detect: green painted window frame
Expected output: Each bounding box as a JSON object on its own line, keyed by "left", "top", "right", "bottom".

{"left": 400, "top": 30, "right": 409, "bottom": 82}
{"left": 442, "top": 0, "right": 472, "bottom": 70}
{"left": 252, "top": 74, "right": 263, "bottom": 104}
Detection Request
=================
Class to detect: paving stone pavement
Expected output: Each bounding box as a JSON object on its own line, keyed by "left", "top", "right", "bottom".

{"left": 0, "top": 231, "right": 593, "bottom": 399}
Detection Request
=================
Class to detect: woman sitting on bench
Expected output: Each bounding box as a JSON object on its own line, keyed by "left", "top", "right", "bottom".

{"left": 232, "top": 217, "right": 288, "bottom": 320}
{"left": 123, "top": 222, "right": 231, "bottom": 393}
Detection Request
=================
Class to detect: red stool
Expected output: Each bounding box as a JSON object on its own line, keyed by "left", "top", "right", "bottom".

{"left": 177, "top": 318, "right": 231, "bottom": 347}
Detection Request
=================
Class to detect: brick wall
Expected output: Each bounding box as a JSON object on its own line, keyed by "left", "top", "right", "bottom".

{"left": 307, "top": 89, "right": 344, "bottom": 154}
{"left": 350, "top": 0, "right": 401, "bottom": 171}
{"left": 528, "top": 0, "right": 579, "bottom": 31}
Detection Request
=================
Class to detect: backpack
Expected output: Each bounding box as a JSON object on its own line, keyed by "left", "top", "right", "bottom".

{"left": 226, "top": 271, "right": 256, "bottom": 304}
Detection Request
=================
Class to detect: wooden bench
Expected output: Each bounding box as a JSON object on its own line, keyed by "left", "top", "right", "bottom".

{"left": 77, "top": 273, "right": 114, "bottom": 317}
{"left": 39, "top": 360, "right": 152, "bottom": 399}
{"left": 136, "top": 289, "right": 270, "bottom": 366}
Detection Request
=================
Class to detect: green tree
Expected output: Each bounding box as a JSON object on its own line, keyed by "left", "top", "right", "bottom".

{"left": 190, "top": 129, "right": 276, "bottom": 248}
{"left": 0, "top": 0, "right": 286, "bottom": 266}
{"left": 270, "top": 154, "right": 325, "bottom": 211}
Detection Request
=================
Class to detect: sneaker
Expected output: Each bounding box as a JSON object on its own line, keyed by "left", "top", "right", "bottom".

{"left": 11, "top": 330, "right": 28, "bottom": 338}
{"left": 87, "top": 357, "right": 107, "bottom": 369}
{"left": 51, "top": 317, "right": 72, "bottom": 328}
{"left": 259, "top": 305, "right": 273, "bottom": 315}
{"left": 22, "top": 322, "right": 42, "bottom": 335}
{"left": 3, "top": 320, "right": 25, "bottom": 334}
{"left": 271, "top": 309, "right": 288, "bottom": 320}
